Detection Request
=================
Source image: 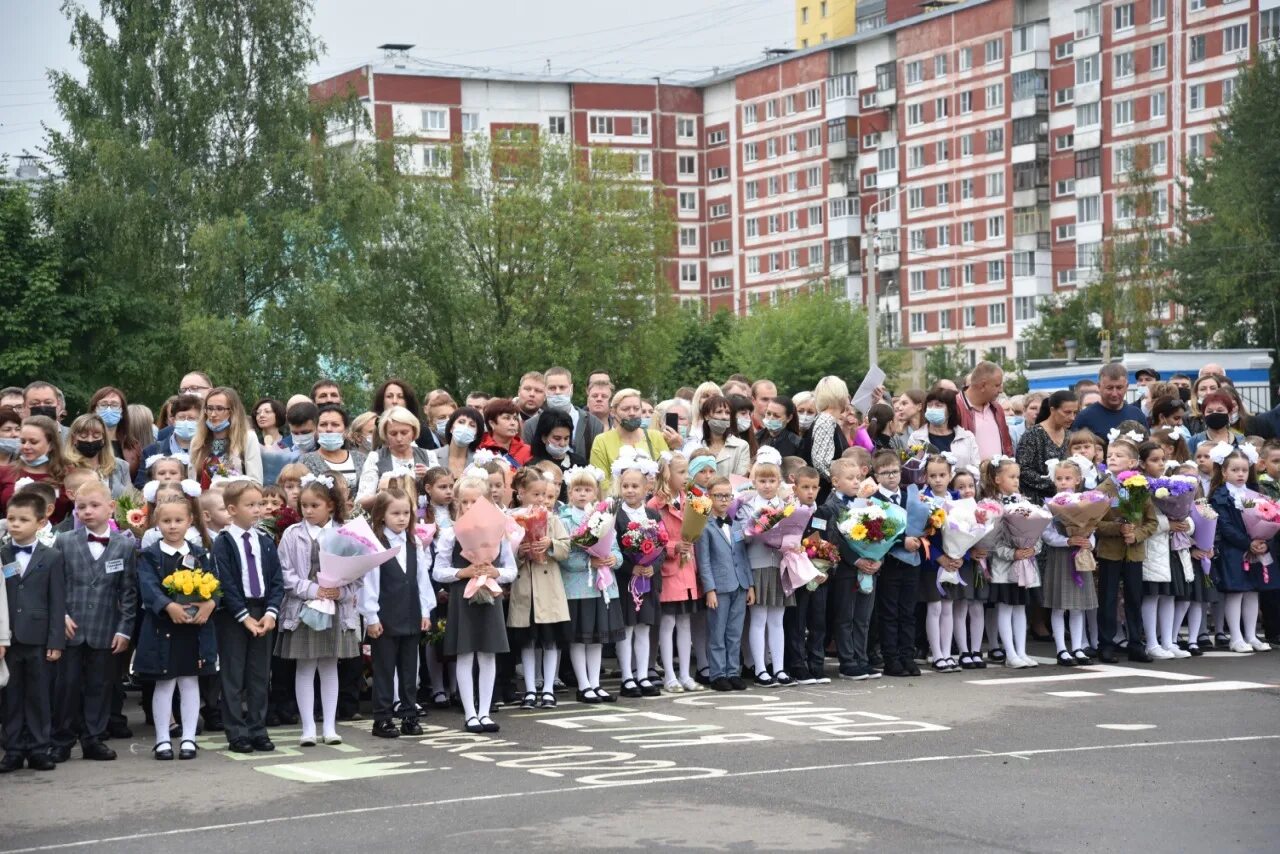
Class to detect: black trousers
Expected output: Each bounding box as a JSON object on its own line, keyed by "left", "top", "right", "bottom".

{"left": 2, "top": 643, "right": 51, "bottom": 756}
{"left": 784, "top": 583, "right": 828, "bottom": 678}
{"left": 1260, "top": 590, "right": 1280, "bottom": 640}
{"left": 371, "top": 633, "right": 419, "bottom": 722}
{"left": 215, "top": 602, "right": 273, "bottom": 742}
{"left": 825, "top": 568, "right": 876, "bottom": 670}
{"left": 1098, "top": 558, "right": 1144, "bottom": 651}
{"left": 268, "top": 655, "right": 298, "bottom": 717}
{"left": 52, "top": 644, "right": 113, "bottom": 748}
{"left": 337, "top": 657, "right": 364, "bottom": 718}
{"left": 877, "top": 561, "right": 919, "bottom": 665}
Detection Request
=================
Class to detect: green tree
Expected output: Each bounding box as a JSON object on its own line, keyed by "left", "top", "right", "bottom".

{"left": 923, "top": 343, "right": 967, "bottom": 388}
{"left": 1168, "top": 48, "right": 1280, "bottom": 350}
{"left": 666, "top": 304, "right": 735, "bottom": 393}
{"left": 712, "top": 289, "right": 869, "bottom": 395}
{"left": 1018, "top": 290, "right": 1102, "bottom": 361}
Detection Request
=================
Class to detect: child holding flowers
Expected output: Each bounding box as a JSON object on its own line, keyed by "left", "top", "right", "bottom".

{"left": 783, "top": 467, "right": 831, "bottom": 684}
{"left": 649, "top": 452, "right": 705, "bottom": 693}
{"left": 1041, "top": 458, "right": 1104, "bottom": 666}
{"left": 983, "top": 457, "right": 1049, "bottom": 669}
{"left": 945, "top": 469, "right": 993, "bottom": 669}
{"left": 1139, "top": 443, "right": 1195, "bottom": 661}
{"left": 1208, "top": 444, "right": 1274, "bottom": 653}
{"left": 737, "top": 455, "right": 797, "bottom": 686}
{"left": 135, "top": 492, "right": 216, "bottom": 761}
{"left": 612, "top": 452, "right": 665, "bottom": 697}
{"left": 1095, "top": 438, "right": 1158, "bottom": 663}
{"left": 918, "top": 454, "right": 959, "bottom": 672}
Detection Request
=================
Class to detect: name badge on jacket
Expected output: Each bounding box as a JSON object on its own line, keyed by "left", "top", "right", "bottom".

{"left": 2, "top": 562, "right": 18, "bottom": 579}
{"left": 810, "top": 518, "right": 827, "bottom": 531}
{"left": 105, "top": 559, "right": 125, "bottom": 575}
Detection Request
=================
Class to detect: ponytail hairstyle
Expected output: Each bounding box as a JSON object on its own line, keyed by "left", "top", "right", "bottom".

{"left": 866, "top": 402, "right": 895, "bottom": 442}
{"left": 924, "top": 453, "right": 954, "bottom": 478}
{"left": 300, "top": 474, "right": 346, "bottom": 525}
{"left": 1150, "top": 426, "right": 1191, "bottom": 464}
{"left": 369, "top": 487, "right": 413, "bottom": 547}
{"left": 1209, "top": 447, "right": 1259, "bottom": 496}
{"left": 652, "top": 452, "right": 688, "bottom": 505}
{"left": 980, "top": 457, "right": 1019, "bottom": 499}
{"left": 1052, "top": 458, "right": 1085, "bottom": 492}
{"left": 510, "top": 466, "right": 548, "bottom": 508}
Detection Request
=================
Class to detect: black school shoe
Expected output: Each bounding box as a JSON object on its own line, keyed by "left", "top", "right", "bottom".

{"left": 0, "top": 753, "right": 24, "bottom": 772}
{"left": 82, "top": 741, "right": 117, "bottom": 761}
{"left": 49, "top": 745, "right": 72, "bottom": 764}
{"left": 27, "top": 753, "right": 56, "bottom": 771}
{"left": 372, "top": 720, "right": 400, "bottom": 738}
{"left": 882, "top": 659, "right": 908, "bottom": 677}
{"left": 401, "top": 718, "right": 424, "bottom": 736}
{"left": 711, "top": 677, "right": 734, "bottom": 692}
{"left": 227, "top": 738, "right": 255, "bottom": 753}
{"left": 902, "top": 660, "right": 922, "bottom": 677}
{"left": 728, "top": 676, "right": 748, "bottom": 690}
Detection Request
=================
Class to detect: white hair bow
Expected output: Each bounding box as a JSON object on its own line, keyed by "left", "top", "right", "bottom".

{"left": 142, "top": 480, "right": 160, "bottom": 503}
{"left": 301, "top": 473, "right": 335, "bottom": 490}
{"left": 964, "top": 464, "right": 981, "bottom": 479}
{"left": 145, "top": 452, "right": 190, "bottom": 469}
{"left": 1046, "top": 455, "right": 1098, "bottom": 489}
{"left": 1207, "top": 442, "right": 1237, "bottom": 466}
{"left": 1238, "top": 443, "right": 1260, "bottom": 465}
{"left": 988, "top": 454, "right": 1016, "bottom": 466}
{"left": 939, "top": 451, "right": 959, "bottom": 467}
{"left": 472, "top": 448, "right": 500, "bottom": 468}
{"left": 566, "top": 464, "right": 605, "bottom": 483}
{"left": 14, "top": 477, "right": 34, "bottom": 492}
{"left": 180, "top": 479, "right": 202, "bottom": 498}
{"left": 1107, "top": 428, "right": 1146, "bottom": 445}
{"left": 755, "top": 446, "right": 783, "bottom": 468}
{"left": 461, "top": 464, "right": 491, "bottom": 480}
{"left": 209, "top": 474, "right": 253, "bottom": 488}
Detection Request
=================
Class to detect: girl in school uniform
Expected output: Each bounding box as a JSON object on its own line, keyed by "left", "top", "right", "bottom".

{"left": 419, "top": 466, "right": 454, "bottom": 708}
{"left": 1208, "top": 444, "right": 1273, "bottom": 653}
{"left": 507, "top": 467, "right": 571, "bottom": 709}
{"left": 557, "top": 465, "right": 623, "bottom": 704}
{"left": 983, "top": 457, "right": 1041, "bottom": 669}
{"left": 918, "top": 454, "right": 959, "bottom": 672}
{"left": 1040, "top": 458, "right": 1098, "bottom": 666}
{"left": 1176, "top": 461, "right": 1217, "bottom": 655}
{"left": 1138, "top": 442, "right": 1193, "bottom": 661}
{"left": 135, "top": 492, "right": 215, "bottom": 761}
{"left": 433, "top": 476, "right": 518, "bottom": 733}
{"left": 612, "top": 453, "right": 664, "bottom": 697}
{"left": 275, "top": 474, "right": 361, "bottom": 746}
{"left": 948, "top": 467, "right": 988, "bottom": 669}
{"left": 737, "top": 454, "right": 794, "bottom": 686}
{"left": 649, "top": 452, "right": 704, "bottom": 693}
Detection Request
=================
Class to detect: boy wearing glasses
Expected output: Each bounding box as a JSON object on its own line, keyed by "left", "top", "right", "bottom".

{"left": 870, "top": 449, "right": 925, "bottom": 677}
{"left": 694, "top": 477, "right": 755, "bottom": 692}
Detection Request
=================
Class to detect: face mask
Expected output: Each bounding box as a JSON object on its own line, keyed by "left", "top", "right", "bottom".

{"left": 292, "top": 432, "right": 316, "bottom": 452}
{"left": 173, "top": 421, "right": 198, "bottom": 441}
{"left": 1229, "top": 410, "right": 1239, "bottom": 426}
{"left": 736, "top": 415, "right": 753, "bottom": 433}
{"left": 29, "top": 405, "right": 57, "bottom": 420}
{"left": 1204, "top": 412, "right": 1230, "bottom": 431}
{"left": 707, "top": 418, "right": 730, "bottom": 435}
{"left": 434, "top": 418, "right": 449, "bottom": 436}
{"left": 639, "top": 417, "right": 652, "bottom": 430}
{"left": 1178, "top": 386, "right": 1191, "bottom": 403}
{"left": 547, "top": 393, "right": 573, "bottom": 412}
{"left": 678, "top": 425, "right": 689, "bottom": 439}
{"left": 619, "top": 416, "right": 643, "bottom": 432}
{"left": 26, "top": 453, "right": 49, "bottom": 467}
{"left": 205, "top": 419, "right": 230, "bottom": 433}
{"left": 96, "top": 407, "right": 123, "bottom": 428}
{"left": 546, "top": 443, "right": 569, "bottom": 459}
{"left": 318, "top": 433, "right": 345, "bottom": 451}
{"left": 763, "top": 417, "right": 784, "bottom": 433}
{"left": 75, "top": 439, "right": 105, "bottom": 458}
{"left": 0, "top": 438, "right": 20, "bottom": 457}
{"left": 924, "top": 408, "right": 947, "bottom": 426}
{"left": 798, "top": 414, "right": 816, "bottom": 430}
{"left": 1007, "top": 416, "right": 1024, "bottom": 429}
{"left": 452, "top": 426, "right": 476, "bottom": 446}
{"left": 1196, "top": 396, "right": 1205, "bottom": 408}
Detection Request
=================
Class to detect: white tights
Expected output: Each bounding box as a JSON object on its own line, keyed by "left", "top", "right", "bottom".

{"left": 152, "top": 675, "right": 199, "bottom": 746}
{"left": 996, "top": 603, "right": 1028, "bottom": 661}
{"left": 568, "top": 642, "right": 604, "bottom": 690}
{"left": 1224, "top": 592, "right": 1262, "bottom": 646}
{"left": 748, "top": 605, "right": 785, "bottom": 676}
{"left": 1141, "top": 595, "right": 1176, "bottom": 651}
{"left": 521, "top": 643, "right": 560, "bottom": 694}
{"left": 952, "top": 601, "right": 984, "bottom": 654}
{"left": 618, "top": 623, "right": 653, "bottom": 683}
{"left": 455, "top": 652, "right": 496, "bottom": 720}
{"left": 1180, "top": 601, "right": 1204, "bottom": 647}
{"left": 926, "top": 601, "right": 954, "bottom": 661}
{"left": 659, "top": 613, "right": 693, "bottom": 684}
{"left": 295, "top": 657, "right": 340, "bottom": 740}
{"left": 1050, "top": 609, "right": 1086, "bottom": 654}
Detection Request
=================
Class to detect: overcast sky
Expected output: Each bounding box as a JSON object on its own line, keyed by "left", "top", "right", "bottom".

{"left": 0, "top": 0, "right": 792, "bottom": 162}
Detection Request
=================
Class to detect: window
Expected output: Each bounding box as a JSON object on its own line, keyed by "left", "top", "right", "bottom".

{"left": 1188, "top": 132, "right": 1207, "bottom": 159}
{"left": 937, "top": 182, "right": 951, "bottom": 205}
{"left": 864, "top": 172, "right": 878, "bottom": 190}
{"left": 632, "top": 116, "right": 649, "bottom": 137}
{"left": 863, "top": 132, "right": 881, "bottom": 149}
{"left": 422, "top": 146, "right": 449, "bottom": 171}
{"left": 1265, "top": 8, "right": 1280, "bottom": 42}
{"left": 985, "top": 37, "right": 1004, "bottom": 65}
{"left": 748, "top": 256, "right": 760, "bottom": 275}
{"left": 1075, "top": 6, "right": 1100, "bottom": 39}
{"left": 935, "top": 97, "right": 950, "bottom": 119}
{"left": 787, "top": 209, "right": 799, "bottom": 230}
{"left": 548, "top": 116, "right": 567, "bottom": 135}
{"left": 1077, "top": 195, "right": 1101, "bottom": 222}
{"left": 908, "top": 103, "right": 924, "bottom": 126}
{"left": 590, "top": 115, "right": 614, "bottom": 136}
{"left": 963, "top": 306, "right": 976, "bottom": 327}
{"left": 421, "top": 108, "right": 447, "bottom": 131}
{"left": 708, "top": 166, "right": 728, "bottom": 181}
{"left": 878, "top": 147, "right": 897, "bottom": 172}
{"left": 939, "top": 309, "right": 952, "bottom": 331}
{"left": 1151, "top": 0, "right": 1166, "bottom": 22}
{"left": 939, "top": 268, "right": 953, "bottom": 289}
{"left": 827, "top": 122, "right": 846, "bottom": 145}
{"left": 1151, "top": 42, "right": 1167, "bottom": 70}
{"left": 807, "top": 127, "right": 821, "bottom": 149}
{"left": 876, "top": 62, "right": 897, "bottom": 91}
{"left": 963, "top": 263, "right": 976, "bottom": 285}
{"left": 910, "top": 229, "right": 927, "bottom": 251}
{"left": 935, "top": 55, "right": 948, "bottom": 77}
{"left": 461, "top": 112, "right": 479, "bottom": 133}
{"left": 1114, "top": 51, "right": 1134, "bottom": 79}
{"left": 1013, "top": 252, "right": 1036, "bottom": 278}
{"left": 908, "top": 187, "right": 925, "bottom": 211}
{"left": 1012, "top": 116, "right": 1042, "bottom": 146}
{"left": 766, "top": 99, "right": 777, "bottom": 120}
{"left": 1056, "top": 178, "right": 1076, "bottom": 197}
{"left": 1189, "top": 83, "right": 1205, "bottom": 111}
{"left": 680, "top": 263, "right": 698, "bottom": 284}
{"left": 1076, "top": 55, "right": 1100, "bottom": 84}
{"left": 710, "top": 202, "right": 729, "bottom": 218}
{"left": 937, "top": 225, "right": 951, "bottom": 247}
{"left": 631, "top": 152, "right": 652, "bottom": 176}
{"left": 1150, "top": 140, "right": 1167, "bottom": 170}
{"left": 807, "top": 87, "right": 820, "bottom": 110}
{"left": 989, "top": 301, "right": 1007, "bottom": 324}
{"left": 809, "top": 204, "right": 824, "bottom": 225}
{"left": 985, "top": 82, "right": 1004, "bottom": 109}
{"left": 712, "top": 275, "right": 731, "bottom": 291}
{"left": 1077, "top": 101, "right": 1100, "bottom": 128}
{"left": 677, "top": 117, "right": 696, "bottom": 140}
{"left": 906, "top": 60, "right": 924, "bottom": 84}
{"left": 746, "top": 218, "right": 759, "bottom": 238}
{"left": 862, "top": 91, "right": 878, "bottom": 109}
{"left": 1223, "top": 75, "right": 1238, "bottom": 104}
{"left": 708, "top": 129, "right": 727, "bottom": 145}
{"left": 787, "top": 133, "right": 799, "bottom": 154}
{"left": 1056, "top": 87, "right": 1075, "bottom": 106}
{"left": 960, "top": 134, "right": 974, "bottom": 157}
{"left": 1077, "top": 242, "right": 1101, "bottom": 269}
{"left": 678, "top": 155, "right": 697, "bottom": 177}
{"left": 801, "top": 5, "right": 809, "bottom": 23}
{"left": 960, "top": 177, "right": 974, "bottom": 200}
{"left": 766, "top": 138, "right": 778, "bottom": 158}
{"left": 743, "top": 104, "right": 757, "bottom": 125}
{"left": 962, "top": 221, "right": 975, "bottom": 243}
{"left": 960, "top": 91, "right": 973, "bottom": 114}
{"left": 1116, "top": 194, "right": 1136, "bottom": 221}
{"left": 784, "top": 94, "right": 796, "bottom": 115}
{"left": 985, "top": 128, "right": 1005, "bottom": 152}
{"left": 745, "top": 181, "right": 759, "bottom": 201}
{"left": 1189, "top": 0, "right": 1203, "bottom": 11}
{"left": 830, "top": 239, "right": 846, "bottom": 264}
{"left": 910, "top": 270, "right": 926, "bottom": 293}
{"left": 910, "top": 312, "right": 927, "bottom": 335}
{"left": 1114, "top": 3, "right": 1134, "bottom": 31}
{"left": 1223, "top": 24, "right": 1248, "bottom": 54}
{"left": 1114, "top": 144, "right": 1134, "bottom": 175}
{"left": 806, "top": 166, "right": 822, "bottom": 186}
{"left": 937, "top": 139, "right": 951, "bottom": 162}
{"left": 678, "top": 190, "right": 697, "bottom": 212}
{"left": 1150, "top": 91, "right": 1167, "bottom": 119}
{"left": 1080, "top": 147, "right": 1100, "bottom": 179}
{"left": 679, "top": 227, "right": 698, "bottom": 248}
{"left": 790, "top": 248, "right": 801, "bottom": 268}
{"left": 987, "top": 214, "right": 1005, "bottom": 237}
{"left": 768, "top": 176, "right": 780, "bottom": 195}
{"left": 744, "top": 142, "right": 758, "bottom": 163}
{"left": 988, "top": 261, "right": 1006, "bottom": 284}
{"left": 1056, "top": 222, "right": 1077, "bottom": 241}
{"left": 1114, "top": 98, "right": 1133, "bottom": 126}
{"left": 1056, "top": 132, "right": 1075, "bottom": 151}
{"left": 1056, "top": 41, "right": 1075, "bottom": 60}
{"left": 958, "top": 46, "right": 973, "bottom": 71}
{"left": 1014, "top": 24, "right": 1034, "bottom": 54}
{"left": 1013, "top": 70, "right": 1047, "bottom": 101}
{"left": 1188, "top": 34, "right": 1205, "bottom": 63}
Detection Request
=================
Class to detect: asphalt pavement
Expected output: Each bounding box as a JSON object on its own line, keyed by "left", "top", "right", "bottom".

{"left": 3, "top": 644, "right": 1278, "bottom": 853}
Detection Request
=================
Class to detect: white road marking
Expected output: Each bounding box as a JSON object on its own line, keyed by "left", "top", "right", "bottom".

{"left": 1045, "top": 690, "right": 1103, "bottom": 698}
{"left": 1096, "top": 724, "right": 1158, "bottom": 731}
{"left": 6, "top": 734, "right": 1279, "bottom": 853}
{"left": 1111, "top": 681, "right": 1277, "bottom": 694}
{"left": 967, "top": 663, "right": 1209, "bottom": 685}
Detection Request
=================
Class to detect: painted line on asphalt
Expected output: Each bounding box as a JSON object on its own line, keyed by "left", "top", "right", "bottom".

{"left": 1045, "top": 690, "right": 1103, "bottom": 698}
{"left": 6, "top": 734, "right": 1279, "bottom": 853}
{"left": 1111, "top": 680, "right": 1277, "bottom": 694}
{"left": 967, "top": 663, "right": 1209, "bottom": 685}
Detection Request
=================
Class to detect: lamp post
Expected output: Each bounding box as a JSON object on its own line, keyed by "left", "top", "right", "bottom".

{"left": 865, "top": 183, "right": 910, "bottom": 372}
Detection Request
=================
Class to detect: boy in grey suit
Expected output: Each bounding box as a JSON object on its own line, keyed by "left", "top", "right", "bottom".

{"left": 1, "top": 493, "right": 66, "bottom": 773}
{"left": 51, "top": 482, "right": 136, "bottom": 762}
{"left": 694, "top": 477, "right": 755, "bottom": 692}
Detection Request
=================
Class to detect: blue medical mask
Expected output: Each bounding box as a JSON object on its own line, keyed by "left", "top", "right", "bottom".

{"left": 925, "top": 408, "right": 947, "bottom": 426}
{"left": 639, "top": 416, "right": 652, "bottom": 430}
{"left": 798, "top": 414, "right": 816, "bottom": 430}
{"left": 546, "top": 442, "right": 569, "bottom": 459}
{"left": 173, "top": 421, "right": 198, "bottom": 441}
{"left": 763, "top": 417, "right": 784, "bottom": 433}
{"left": 26, "top": 453, "right": 49, "bottom": 467}
{"left": 205, "top": 418, "right": 230, "bottom": 433}
{"left": 96, "top": 406, "right": 123, "bottom": 428}
{"left": 452, "top": 425, "right": 476, "bottom": 446}
{"left": 736, "top": 415, "right": 753, "bottom": 433}
{"left": 678, "top": 425, "right": 689, "bottom": 439}
{"left": 318, "top": 433, "right": 345, "bottom": 452}
{"left": 0, "top": 438, "right": 21, "bottom": 456}
{"left": 1007, "top": 416, "right": 1024, "bottom": 429}
{"left": 434, "top": 418, "right": 449, "bottom": 437}
{"left": 547, "top": 393, "right": 573, "bottom": 412}
{"left": 292, "top": 431, "right": 316, "bottom": 452}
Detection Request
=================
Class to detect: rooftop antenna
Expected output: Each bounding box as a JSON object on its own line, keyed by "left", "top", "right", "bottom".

{"left": 377, "top": 43, "right": 415, "bottom": 68}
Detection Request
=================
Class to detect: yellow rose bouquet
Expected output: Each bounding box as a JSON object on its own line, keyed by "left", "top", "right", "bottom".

{"left": 162, "top": 562, "right": 222, "bottom": 619}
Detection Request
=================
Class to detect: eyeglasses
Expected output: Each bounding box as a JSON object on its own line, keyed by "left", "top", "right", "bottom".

{"left": 205, "top": 405, "right": 231, "bottom": 414}
{"left": 875, "top": 469, "right": 901, "bottom": 477}
{"left": 710, "top": 492, "right": 733, "bottom": 499}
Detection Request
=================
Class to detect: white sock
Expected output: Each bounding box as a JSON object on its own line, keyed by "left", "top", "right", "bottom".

{"left": 569, "top": 643, "right": 589, "bottom": 689}
{"left": 987, "top": 608, "right": 1001, "bottom": 650}
{"left": 152, "top": 678, "right": 176, "bottom": 745}
{"left": 295, "top": 658, "right": 318, "bottom": 739}
{"left": 951, "top": 601, "right": 969, "bottom": 654}
{"left": 618, "top": 625, "right": 635, "bottom": 682}
{"left": 521, "top": 644, "right": 538, "bottom": 694}
{"left": 996, "top": 603, "right": 1015, "bottom": 658}
{"left": 748, "top": 606, "right": 768, "bottom": 675}
{"left": 1051, "top": 608, "right": 1067, "bottom": 654}
{"left": 766, "top": 607, "right": 785, "bottom": 673}
{"left": 968, "top": 602, "right": 985, "bottom": 653}
{"left": 541, "top": 647, "right": 559, "bottom": 694}
{"left": 586, "top": 643, "right": 603, "bottom": 689}
{"left": 926, "top": 601, "right": 945, "bottom": 660}
{"left": 476, "top": 653, "right": 496, "bottom": 717}
{"left": 456, "top": 653, "right": 476, "bottom": 719}
{"left": 177, "top": 676, "right": 200, "bottom": 744}
{"left": 633, "top": 622, "right": 652, "bottom": 682}
{"left": 1242, "top": 592, "right": 1261, "bottom": 644}
{"left": 1158, "top": 595, "right": 1175, "bottom": 650}
{"left": 1225, "top": 593, "right": 1244, "bottom": 646}
{"left": 1011, "top": 605, "right": 1028, "bottom": 660}
{"left": 660, "top": 614, "right": 677, "bottom": 681}
{"left": 675, "top": 614, "right": 692, "bottom": 681}
{"left": 1086, "top": 608, "right": 1100, "bottom": 647}
{"left": 1187, "top": 603, "right": 1204, "bottom": 647}
{"left": 1069, "top": 611, "right": 1085, "bottom": 652}
{"left": 1141, "top": 596, "right": 1159, "bottom": 649}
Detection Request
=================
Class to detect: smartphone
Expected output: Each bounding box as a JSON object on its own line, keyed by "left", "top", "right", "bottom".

{"left": 665, "top": 412, "right": 681, "bottom": 431}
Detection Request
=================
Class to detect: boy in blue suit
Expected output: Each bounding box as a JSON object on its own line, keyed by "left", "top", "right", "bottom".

{"left": 694, "top": 476, "right": 754, "bottom": 692}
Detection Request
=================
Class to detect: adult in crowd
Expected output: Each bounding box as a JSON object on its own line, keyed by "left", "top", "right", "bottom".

{"left": 802, "top": 375, "right": 851, "bottom": 492}
{"left": 933, "top": 378, "right": 959, "bottom": 393}
{"left": 300, "top": 404, "right": 367, "bottom": 497}
{"left": 514, "top": 371, "right": 546, "bottom": 427}
{"left": 310, "top": 379, "right": 343, "bottom": 406}
{"left": 135, "top": 395, "right": 202, "bottom": 487}
{"left": 860, "top": 403, "right": 902, "bottom": 453}
{"left": 591, "top": 388, "right": 672, "bottom": 490}
{"left": 356, "top": 406, "right": 439, "bottom": 509}
{"left": 1015, "top": 390, "right": 1079, "bottom": 506}
{"left": 528, "top": 409, "right": 587, "bottom": 472}
{"left": 478, "top": 398, "right": 532, "bottom": 468}
{"left": 188, "top": 387, "right": 263, "bottom": 485}
{"left": 441, "top": 406, "right": 484, "bottom": 479}
{"left": 0, "top": 387, "right": 23, "bottom": 411}
{"left": 1198, "top": 362, "right": 1225, "bottom": 379}
{"left": 127, "top": 404, "right": 155, "bottom": 453}
{"left": 421, "top": 390, "right": 456, "bottom": 453}
{"left": 1070, "top": 363, "right": 1146, "bottom": 443}
{"left": 348, "top": 412, "right": 376, "bottom": 452}
{"left": 891, "top": 389, "right": 925, "bottom": 447}
{"left": 792, "top": 391, "right": 818, "bottom": 436}
{"left": 750, "top": 379, "right": 777, "bottom": 430}
{"left": 757, "top": 393, "right": 803, "bottom": 458}
{"left": 0, "top": 414, "right": 72, "bottom": 521}
{"left": 465, "top": 391, "right": 492, "bottom": 409}
{"left": 687, "top": 381, "right": 723, "bottom": 441}
{"left": 252, "top": 397, "right": 288, "bottom": 450}
{"left": 1188, "top": 391, "right": 1242, "bottom": 455}
{"left": 586, "top": 379, "right": 615, "bottom": 430}
{"left": 24, "top": 381, "right": 68, "bottom": 439}
{"left": 0, "top": 407, "right": 22, "bottom": 465}
{"left": 1022, "top": 392, "right": 1047, "bottom": 434}
{"left": 86, "top": 387, "right": 142, "bottom": 478}
{"left": 1169, "top": 372, "right": 1193, "bottom": 400}
{"left": 1001, "top": 394, "right": 1027, "bottom": 447}
{"left": 1149, "top": 396, "right": 1188, "bottom": 432}
{"left": 955, "top": 361, "right": 1013, "bottom": 459}
{"left": 520, "top": 366, "right": 605, "bottom": 460}
{"left": 370, "top": 378, "right": 431, "bottom": 451}
{"left": 152, "top": 371, "right": 214, "bottom": 444}
{"left": 727, "top": 394, "right": 760, "bottom": 462}
{"left": 63, "top": 413, "right": 130, "bottom": 497}
{"left": 908, "top": 388, "right": 980, "bottom": 472}
{"left": 1186, "top": 374, "right": 1223, "bottom": 435}
{"left": 722, "top": 376, "right": 752, "bottom": 399}
{"left": 652, "top": 397, "right": 690, "bottom": 449}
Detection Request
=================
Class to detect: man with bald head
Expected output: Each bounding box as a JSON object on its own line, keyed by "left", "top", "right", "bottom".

{"left": 955, "top": 361, "right": 1013, "bottom": 459}
{"left": 1199, "top": 363, "right": 1224, "bottom": 379}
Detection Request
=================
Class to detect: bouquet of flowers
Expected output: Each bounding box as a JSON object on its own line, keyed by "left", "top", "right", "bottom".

{"left": 510, "top": 506, "right": 547, "bottom": 560}
{"left": 1190, "top": 499, "right": 1218, "bottom": 587}
{"left": 421, "top": 618, "right": 446, "bottom": 648}
{"left": 1001, "top": 501, "right": 1053, "bottom": 588}
{"left": 748, "top": 501, "right": 795, "bottom": 538}
{"left": 1044, "top": 490, "right": 1112, "bottom": 578}
{"left": 415, "top": 522, "right": 437, "bottom": 549}
{"left": 1148, "top": 475, "right": 1199, "bottom": 551}
{"left": 940, "top": 498, "right": 1000, "bottom": 560}
{"left": 835, "top": 499, "right": 907, "bottom": 563}
{"left": 900, "top": 442, "right": 929, "bottom": 487}
{"left": 1240, "top": 492, "right": 1280, "bottom": 584}
{"left": 257, "top": 504, "right": 301, "bottom": 545}
{"left": 302, "top": 517, "right": 400, "bottom": 629}
{"left": 200, "top": 457, "right": 241, "bottom": 491}
{"left": 454, "top": 496, "right": 509, "bottom": 605}
{"left": 920, "top": 498, "right": 946, "bottom": 561}
{"left": 572, "top": 499, "right": 618, "bottom": 598}
{"left": 620, "top": 518, "right": 667, "bottom": 611}
{"left": 971, "top": 499, "right": 1005, "bottom": 582}
{"left": 162, "top": 556, "right": 221, "bottom": 619}
{"left": 113, "top": 490, "right": 149, "bottom": 538}
{"left": 801, "top": 533, "right": 839, "bottom": 591}
{"left": 680, "top": 492, "right": 713, "bottom": 564}
{"left": 1113, "top": 470, "right": 1151, "bottom": 524}
{"left": 756, "top": 502, "right": 814, "bottom": 550}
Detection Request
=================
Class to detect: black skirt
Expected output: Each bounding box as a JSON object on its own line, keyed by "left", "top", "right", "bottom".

{"left": 508, "top": 619, "right": 573, "bottom": 649}
{"left": 615, "top": 565, "right": 663, "bottom": 626}
{"left": 444, "top": 580, "right": 510, "bottom": 656}
{"left": 566, "top": 596, "right": 624, "bottom": 644}
{"left": 988, "top": 582, "right": 1036, "bottom": 606}
{"left": 661, "top": 598, "right": 702, "bottom": 616}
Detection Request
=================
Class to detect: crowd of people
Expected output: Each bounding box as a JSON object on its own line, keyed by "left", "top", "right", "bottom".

{"left": 1, "top": 359, "right": 1278, "bottom": 771}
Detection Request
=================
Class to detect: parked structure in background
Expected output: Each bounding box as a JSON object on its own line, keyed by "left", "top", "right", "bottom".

{"left": 314, "top": 0, "right": 1278, "bottom": 364}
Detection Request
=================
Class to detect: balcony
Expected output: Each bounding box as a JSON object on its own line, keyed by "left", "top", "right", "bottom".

{"left": 876, "top": 251, "right": 900, "bottom": 272}
{"left": 826, "top": 73, "right": 859, "bottom": 119}
{"left": 829, "top": 210, "right": 863, "bottom": 240}
{"left": 1011, "top": 141, "right": 1048, "bottom": 163}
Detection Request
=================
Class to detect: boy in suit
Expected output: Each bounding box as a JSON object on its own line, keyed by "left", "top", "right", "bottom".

{"left": 51, "top": 469, "right": 98, "bottom": 534}
{"left": 870, "top": 450, "right": 925, "bottom": 678}
{"left": 782, "top": 466, "right": 829, "bottom": 684}
{"left": 1, "top": 493, "right": 66, "bottom": 772}
{"left": 694, "top": 476, "right": 754, "bottom": 692}
{"left": 211, "top": 481, "right": 282, "bottom": 754}
{"left": 817, "top": 458, "right": 881, "bottom": 680}
{"left": 51, "top": 481, "right": 137, "bottom": 762}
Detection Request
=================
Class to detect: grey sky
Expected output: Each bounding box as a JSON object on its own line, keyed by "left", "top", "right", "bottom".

{"left": 0, "top": 0, "right": 792, "bottom": 162}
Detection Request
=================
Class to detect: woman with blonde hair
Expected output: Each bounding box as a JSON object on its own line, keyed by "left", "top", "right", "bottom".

{"left": 63, "top": 413, "right": 130, "bottom": 497}
{"left": 802, "top": 376, "right": 852, "bottom": 497}
{"left": 355, "top": 405, "right": 440, "bottom": 509}
{"left": 188, "top": 387, "right": 263, "bottom": 486}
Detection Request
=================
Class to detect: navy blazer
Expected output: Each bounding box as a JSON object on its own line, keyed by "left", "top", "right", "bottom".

{"left": 134, "top": 542, "right": 218, "bottom": 677}
{"left": 694, "top": 516, "right": 753, "bottom": 594}
{"left": 815, "top": 492, "right": 861, "bottom": 572}
{"left": 210, "top": 528, "right": 283, "bottom": 622}
{"left": 2, "top": 541, "right": 66, "bottom": 650}
{"left": 1209, "top": 486, "right": 1277, "bottom": 592}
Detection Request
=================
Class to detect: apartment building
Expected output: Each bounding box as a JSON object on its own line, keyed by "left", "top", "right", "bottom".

{"left": 313, "top": 0, "right": 1275, "bottom": 362}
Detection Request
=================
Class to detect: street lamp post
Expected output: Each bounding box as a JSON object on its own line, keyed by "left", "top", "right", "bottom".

{"left": 865, "top": 183, "right": 910, "bottom": 372}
